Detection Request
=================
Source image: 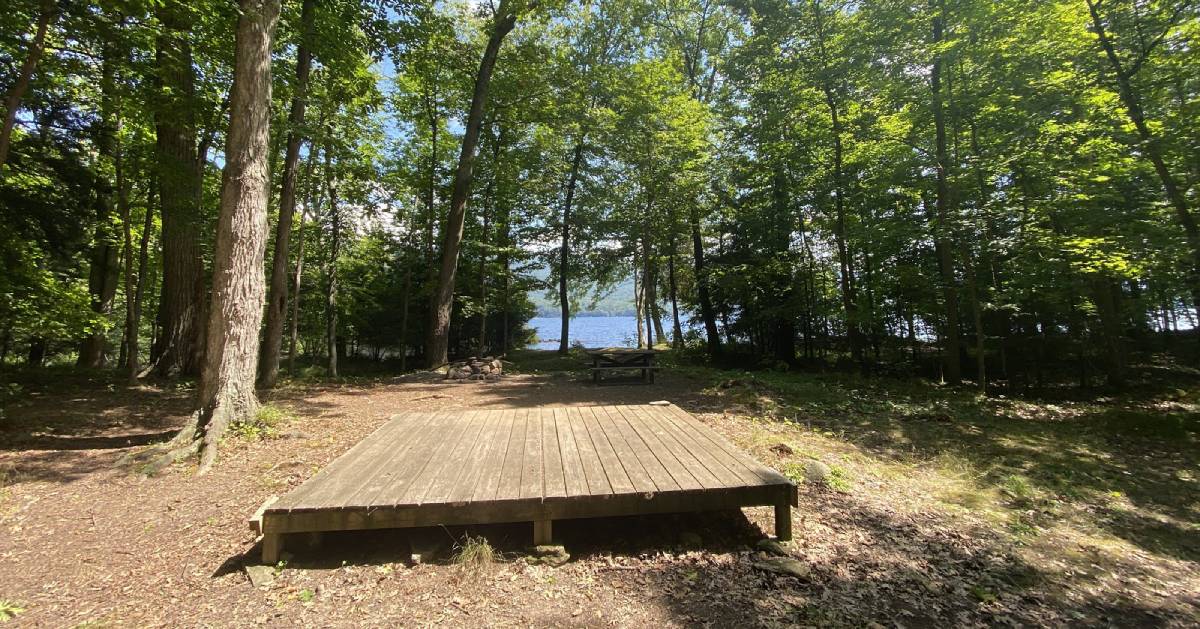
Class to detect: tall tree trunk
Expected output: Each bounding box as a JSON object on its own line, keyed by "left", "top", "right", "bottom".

{"left": 0, "top": 0, "right": 55, "bottom": 174}
{"left": 399, "top": 261, "right": 412, "bottom": 370}
{"left": 643, "top": 237, "right": 656, "bottom": 349}
{"left": 150, "top": 2, "right": 205, "bottom": 377}
{"left": 691, "top": 209, "right": 721, "bottom": 357}
{"left": 558, "top": 139, "right": 584, "bottom": 354}
{"left": 162, "top": 0, "right": 279, "bottom": 475}
{"left": 931, "top": 1, "right": 962, "bottom": 384}
{"left": 425, "top": 2, "right": 518, "bottom": 367}
{"left": 79, "top": 41, "right": 122, "bottom": 368}
{"left": 325, "top": 148, "right": 340, "bottom": 378}
{"left": 129, "top": 186, "right": 155, "bottom": 382}
{"left": 1092, "top": 276, "right": 1126, "bottom": 388}
{"left": 260, "top": 0, "right": 315, "bottom": 388}
{"left": 288, "top": 142, "right": 320, "bottom": 374}
{"left": 668, "top": 239, "right": 683, "bottom": 349}
{"left": 1085, "top": 0, "right": 1200, "bottom": 324}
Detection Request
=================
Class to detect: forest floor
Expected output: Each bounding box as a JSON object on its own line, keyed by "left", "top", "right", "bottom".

{"left": 0, "top": 351, "right": 1197, "bottom": 627}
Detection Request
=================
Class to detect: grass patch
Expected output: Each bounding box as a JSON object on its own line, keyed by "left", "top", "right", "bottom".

{"left": 505, "top": 349, "right": 588, "bottom": 376}
{"left": 452, "top": 534, "right": 498, "bottom": 568}
{"left": 229, "top": 404, "right": 291, "bottom": 441}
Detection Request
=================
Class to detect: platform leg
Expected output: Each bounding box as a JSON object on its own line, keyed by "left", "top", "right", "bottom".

{"left": 774, "top": 502, "right": 792, "bottom": 542}
{"left": 262, "top": 533, "right": 283, "bottom": 564}
{"left": 533, "top": 519, "right": 553, "bottom": 545}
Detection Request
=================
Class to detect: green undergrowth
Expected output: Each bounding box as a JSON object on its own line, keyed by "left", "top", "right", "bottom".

{"left": 674, "top": 360, "right": 1200, "bottom": 562}
{"left": 229, "top": 403, "right": 292, "bottom": 441}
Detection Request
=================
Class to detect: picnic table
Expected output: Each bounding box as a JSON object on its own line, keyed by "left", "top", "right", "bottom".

{"left": 586, "top": 347, "right": 663, "bottom": 385}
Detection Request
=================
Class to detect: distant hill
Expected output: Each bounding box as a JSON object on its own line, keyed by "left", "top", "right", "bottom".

{"left": 526, "top": 266, "right": 637, "bottom": 317}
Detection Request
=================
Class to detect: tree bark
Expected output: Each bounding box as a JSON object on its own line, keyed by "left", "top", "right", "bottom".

{"left": 931, "top": 1, "right": 962, "bottom": 384}
{"left": 150, "top": 2, "right": 205, "bottom": 377}
{"left": 558, "top": 139, "right": 585, "bottom": 354}
{"left": 260, "top": 0, "right": 316, "bottom": 388}
{"left": 668, "top": 239, "right": 683, "bottom": 349}
{"left": 0, "top": 0, "right": 55, "bottom": 174}
{"left": 169, "top": 0, "right": 280, "bottom": 475}
{"left": 325, "top": 147, "right": 340, "bottom": 378}
{"left": 691, "top": 208, "right": 721, "bottom": 357}
{"left": 425, "top": 3, "right": 518, "bottom": 367}
{"left": 288, "top": 143, "right": 320, "bottom": 374}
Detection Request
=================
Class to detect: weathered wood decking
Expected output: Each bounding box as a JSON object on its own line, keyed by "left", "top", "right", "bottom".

{"left": 255, "top": 403, "right": 797, "bottom": 562}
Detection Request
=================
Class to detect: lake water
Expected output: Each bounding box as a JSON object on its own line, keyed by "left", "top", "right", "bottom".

{"left": 527, "top": 316, "right": 658, "bottom": 350}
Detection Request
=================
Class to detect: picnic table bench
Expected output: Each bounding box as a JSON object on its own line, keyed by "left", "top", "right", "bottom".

{"left": 586, "top": 347, "right": 663, "bottom": 384}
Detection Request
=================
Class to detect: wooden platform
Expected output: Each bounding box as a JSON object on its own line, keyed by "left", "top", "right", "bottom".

{"left": 254, "top": 403, "right": 797, "bottom": 562}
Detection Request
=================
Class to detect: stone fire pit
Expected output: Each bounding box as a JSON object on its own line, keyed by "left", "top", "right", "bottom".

{"left": 445, "top": 356, "right": 503, "bottom": 381}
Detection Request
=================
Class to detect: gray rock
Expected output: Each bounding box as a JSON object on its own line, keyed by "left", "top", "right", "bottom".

{"left": 752, "top": 557, "right": 811, "bottom": 579}
{"left": 528, "top": 544, "right": 570, "bottom": 567}
{"left": 755, "top": 538, "right": 790, "bottom": 556}
{"left": 245, "top": 564, "right": 276, "bottom": 588}
{"left": 804, "top": 460, "right": 831, "bottom": 484}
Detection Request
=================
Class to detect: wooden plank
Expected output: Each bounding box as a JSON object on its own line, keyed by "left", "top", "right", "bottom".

{"left": 565, "top": 407, "right": 612, "bottom": 495}
{"left": 453, "top": 409, "right": 510, "bottom": 503}
{"left": 280, "top": 412, "right": 418, "bottom": 511}
{"left": 552, "top": 408, "right": 588, "bottom": 497}
{"left": 340, "top": 410, "right": 449, "bottom": 509}
{"left": 580, "top": 406, "right": 635, "bottom": 494}
{"left": 369, "top": 410, "right": 472, "bottom": 508}
{"left": 642, "top": 405, "right": 748, "bottom": 488}
{"left": 599, "top": 405, "right": 677, "bottom": 493}
{"left": 335, "top": 411, "right": 443, "bottom": 509}
{"left": 495, "top": 409, "right": 528, "bottom": 501}
{"left": 474, "top": 409, "right": 517, "bottom": 501}
{"left": 421, "top": 410, "right": 492, "bottom": 505}
{"left": 406, "top": 410, "right": 487, "bottom": 505}
{"left": 628, "top": 405, "right": 723, "bottom": 489}
{"left": 613, "top": 405, "right": 702, "bottom": 491}
{"left": 542, "top": 408, "right": 568, "bottom": 499}
{"left": 519, "top": 408, "right": 545, "bottom": 499}
{"left": 661, "top": 404, "right": 791, "bottom": 486}
{"left": 589, "top": 406, "right": 651, "bottom": 493}
{"left": 272, "top": 412, "right": 411, "bottom": 510}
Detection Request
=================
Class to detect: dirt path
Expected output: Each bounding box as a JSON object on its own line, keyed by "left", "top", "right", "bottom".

{"left": 1, "top": 368, "right": 1196, "bottom": 627}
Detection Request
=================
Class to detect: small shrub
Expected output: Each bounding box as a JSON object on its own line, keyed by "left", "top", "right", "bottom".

{"left": 825, "top": 465, "right": 853, "bottom": 493}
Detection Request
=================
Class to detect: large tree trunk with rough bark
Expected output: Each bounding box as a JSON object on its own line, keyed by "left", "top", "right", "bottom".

{"left": 152, "top": 0, "right": 279, "bottom": 475}
{"left": 0, "top": 0, "right": 55, "bottom": 173}
{"left": 425, "top": 4, "right": 518, "bottom": 366}
{"left": 260, "top": 0, "right": 315, "bottom": 388}
{"left": 150, "top": 2, "right": 206, "bottom": 377}
{"left": 558, "top": 139, "right": 584, "bottom": 354}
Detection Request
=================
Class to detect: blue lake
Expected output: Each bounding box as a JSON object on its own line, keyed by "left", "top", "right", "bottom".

{"left": 527, "top": 316, "right": 664, "bottom": 350}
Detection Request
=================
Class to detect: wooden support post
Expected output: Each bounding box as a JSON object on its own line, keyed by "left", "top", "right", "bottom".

{"left": 774, "top": 502, "right": 792, "bottom": 542}
{"left": 533, "top": 519, "right": 552, "bottom": 545}
{"left": 262, "top": 533, "right": 283, "bottom": 564}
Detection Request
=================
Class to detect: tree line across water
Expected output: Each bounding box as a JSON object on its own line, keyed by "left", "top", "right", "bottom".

{"left": 1, "top": 0, "right": 1198, "bottom": 466}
